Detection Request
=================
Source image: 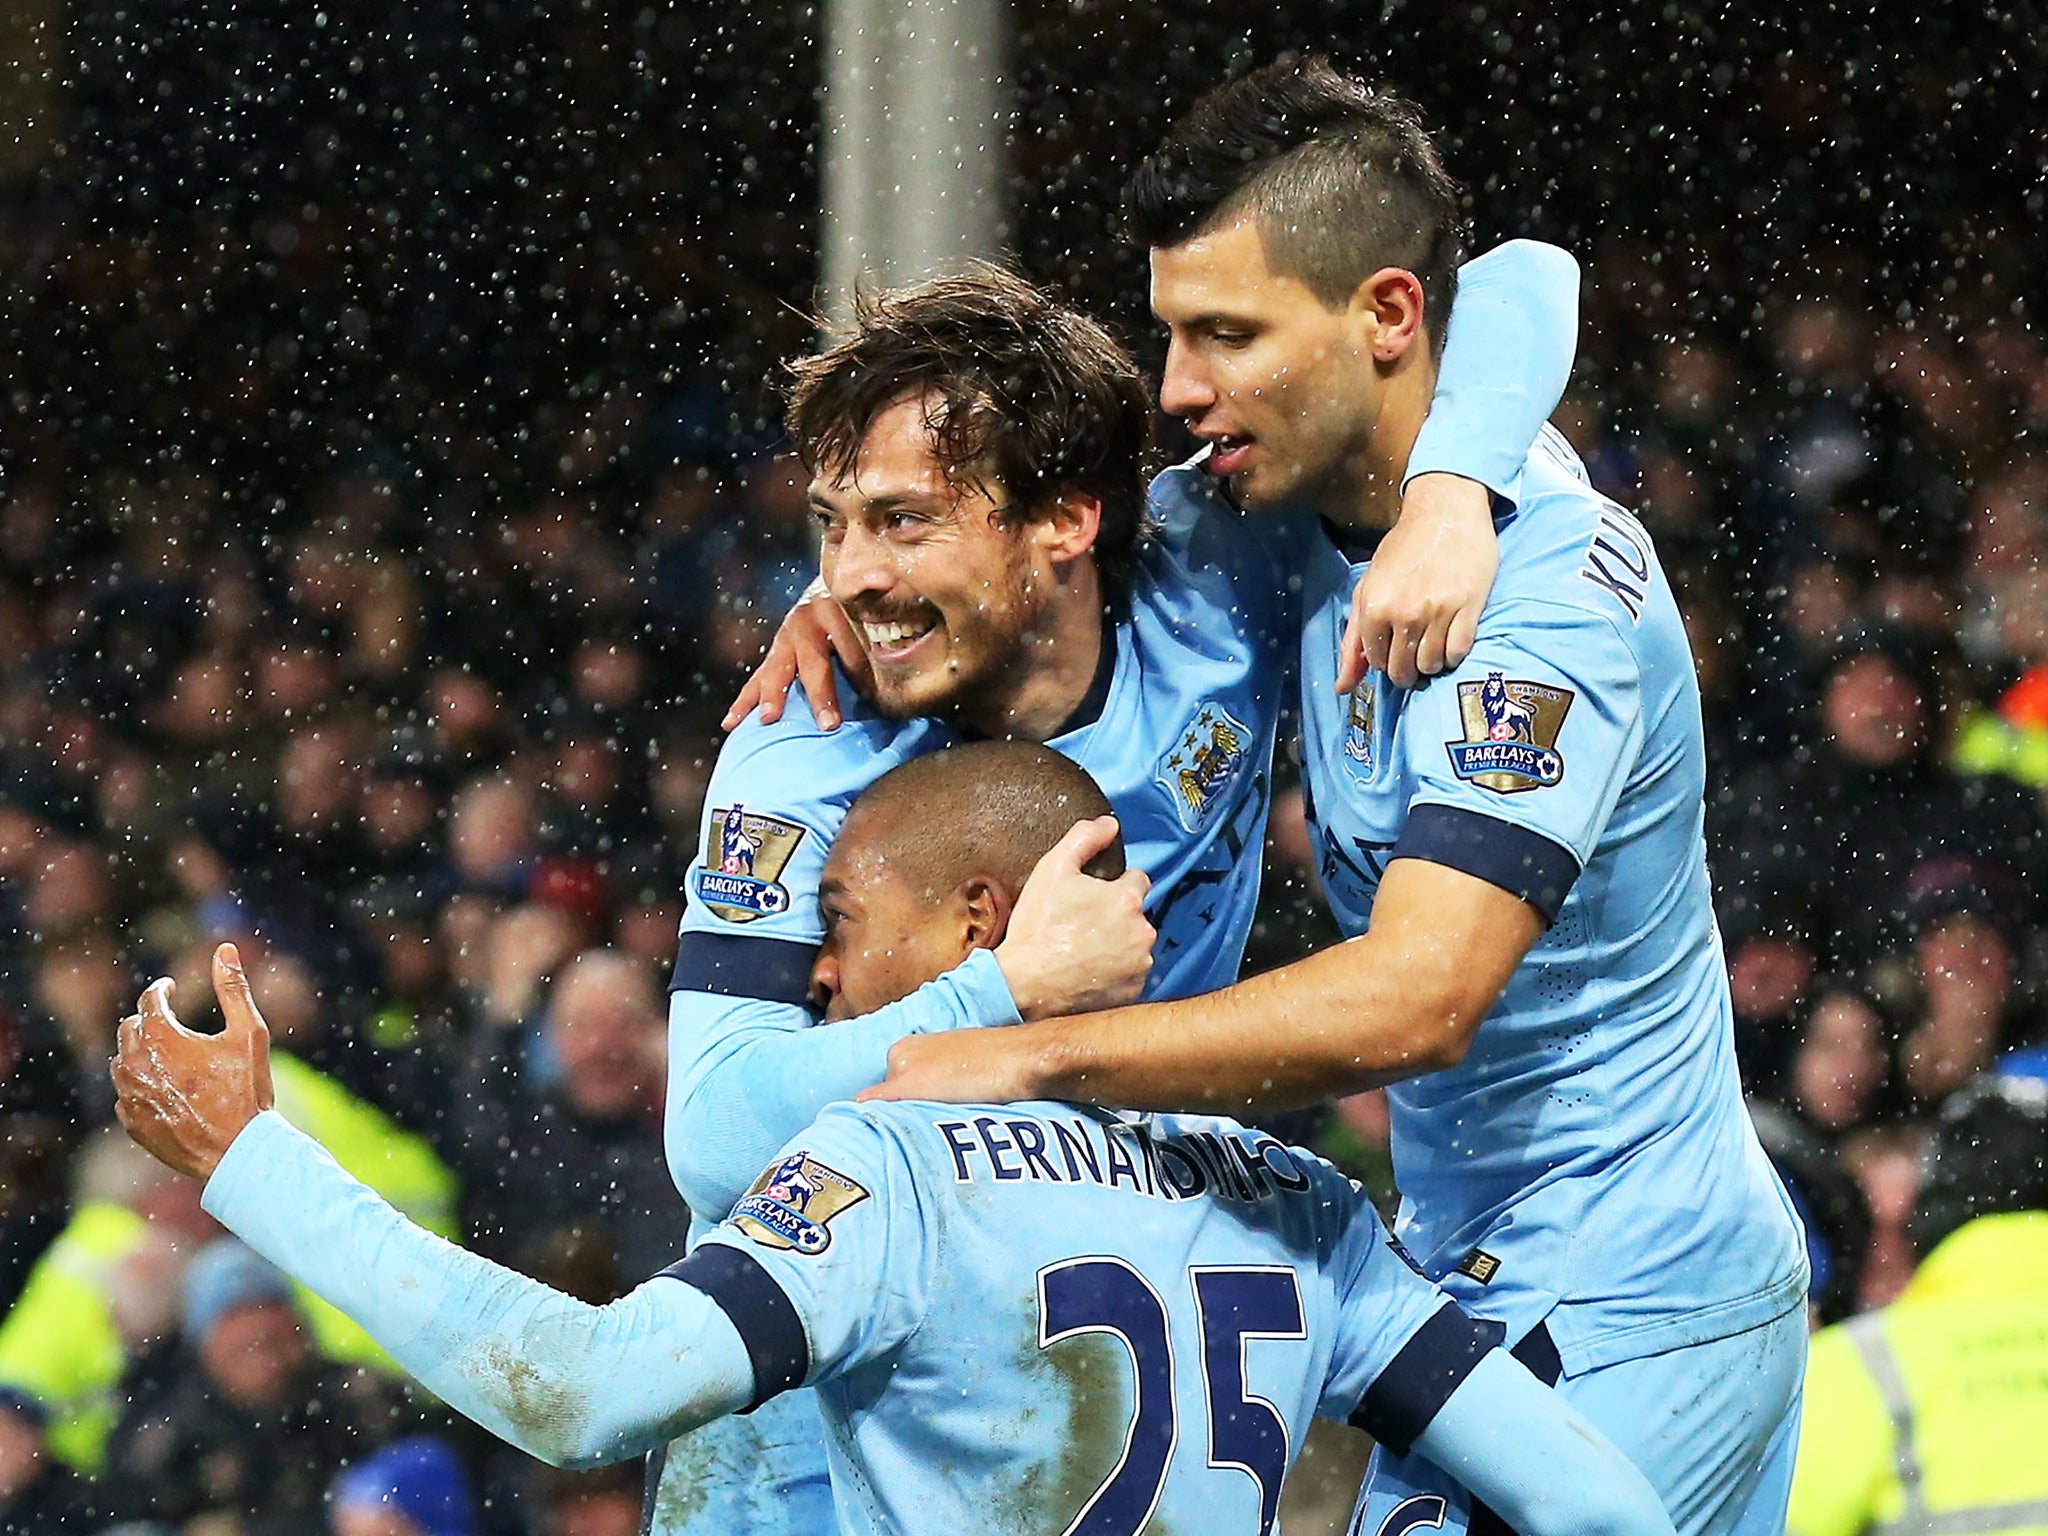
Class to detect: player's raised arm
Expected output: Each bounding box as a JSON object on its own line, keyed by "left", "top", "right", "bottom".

{"left": 1344, "top": 238, "right": 1581, "bottom": 690}
{"left": 111, "top": 948, "right": 767, "bottom": 1467}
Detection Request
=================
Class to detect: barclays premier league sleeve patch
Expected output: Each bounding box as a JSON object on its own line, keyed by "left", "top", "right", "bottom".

{"left": 730, "top": 1151, "right": 871, "bottom": 1256}
{"left": 693, "top": 805, "right": 807, "bottom": 922}
{"left": 1445, "top": 671, "right": 1574, "bottom": 793}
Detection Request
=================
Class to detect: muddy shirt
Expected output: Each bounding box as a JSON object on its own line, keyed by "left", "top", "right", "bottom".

{"left": 664, "top": 1099, "right": 1484, "bottom": 1536}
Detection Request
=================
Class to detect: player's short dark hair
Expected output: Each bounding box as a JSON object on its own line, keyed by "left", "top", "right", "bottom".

{"left": 842, "top": 741, "right": 1122, "bottom": 904}
{"left": 784, "top": 266, "right": 1153, "bottom": 607}
{"left": 1123, "top": 56, "right": 1466, "bottom": 350}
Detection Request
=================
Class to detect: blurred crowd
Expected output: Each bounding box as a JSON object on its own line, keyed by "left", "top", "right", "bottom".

{"left": 3, "top": 3, "right": 2046, "bottom": 1531}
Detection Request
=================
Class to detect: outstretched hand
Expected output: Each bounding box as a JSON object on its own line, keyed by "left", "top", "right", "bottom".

{"left": 1338, "top": 471, "right": 1498, "bottom": 692}
{"left": 111, "top": 943, "right": 275, "bottom": 1181}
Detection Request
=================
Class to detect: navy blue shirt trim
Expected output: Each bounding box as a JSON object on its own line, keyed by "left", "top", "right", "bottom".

{"left": 1393, "top": 803, "right": 1581, "bottom": 924}
{"left": 659, "top": 1243, "right": 810, "bottom": 1411}
{"left": 670, "top": 930, "right": 818, "bottom": 1007}
{"left": 960, "top": 612, "right": 1118, "bottom": 742}
{"left": 1349, "top": 1302, "right": 1503, "bottom": 1456}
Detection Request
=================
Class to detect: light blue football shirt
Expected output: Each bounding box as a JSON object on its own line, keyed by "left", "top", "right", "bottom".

{"left": 665, "top": 464, "right": 1292, "bottom": 1217}
{"left": 665, "top": 1101, "right": 1485, "bottom": 1536}
{"left": 659, "top": 474, "right": 1296, "bottom": 1536}
{"left": 1295, "top": 425, "right": 1809, "bottom": 1373}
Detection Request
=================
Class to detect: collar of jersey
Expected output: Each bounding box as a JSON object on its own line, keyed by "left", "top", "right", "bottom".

{"left": 958, "top": 611, "right": 1120, "bottom": 743}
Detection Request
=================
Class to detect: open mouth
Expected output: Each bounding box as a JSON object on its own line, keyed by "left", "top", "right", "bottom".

{"left": 1206, "top": 434, "right": 1256, "bottom": 475}
{"left": 858, "top": 608, "right": 941, "bottom": 664}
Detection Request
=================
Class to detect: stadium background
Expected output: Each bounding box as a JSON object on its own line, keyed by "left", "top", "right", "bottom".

{"left": 0, "top": 2, "right": 2042, "bottom": 1531}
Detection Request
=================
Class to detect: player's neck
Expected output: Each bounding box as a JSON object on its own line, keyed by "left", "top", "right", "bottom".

{"left": 961, "top": 569, "right": 1109, "bottom": 743}
{"left": 1322, "top": 359, "right": 1435, "bottom": 531}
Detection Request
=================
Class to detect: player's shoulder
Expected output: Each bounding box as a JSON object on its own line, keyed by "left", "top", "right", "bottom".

{"left": 714, "top": 676, "right": 950, "bottom": 800}
{"left": 1487, "top": 427, "right": 1663, "bottom": 638}
{"left": 1144, "top": 452, "right": 1229, "bottom": 547}
{"left": 1141, "top": 454, "right": 1277, "bottom": 568}
{"left": 728, "top": 1103, "right": 916, "bottom": 1246}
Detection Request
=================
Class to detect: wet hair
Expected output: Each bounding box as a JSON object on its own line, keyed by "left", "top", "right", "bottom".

{"left": 784, "top": 264, "right": 1153, "bottom": 606}
{"left": 1123, "top": 56, "right": 1466, "bottom": 351}
{"left": 839, "top": 740, "right": 1123, "bottom": 905}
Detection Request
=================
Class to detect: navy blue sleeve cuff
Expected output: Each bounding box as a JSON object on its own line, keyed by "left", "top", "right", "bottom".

{"left": 659, "top": 1243, "right": 810, "bottom": 1411}
{"left": 1392, "top": 804, "right": 1581, "bottom": 924}
{"left": 670, "top": 930, "right": 819, "bottom": 1008}
{"left": 1349, "top": 1302, "right": 1504, "bottom": 1456}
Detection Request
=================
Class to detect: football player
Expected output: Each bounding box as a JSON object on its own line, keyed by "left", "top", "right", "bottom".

{"left": 868, "top": 60, "right": 1809, "bottom": 1536}
{"left": 113, "top": 742, "right": 1676, "bottom": 1536}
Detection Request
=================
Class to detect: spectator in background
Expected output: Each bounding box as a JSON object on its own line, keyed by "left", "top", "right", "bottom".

{"left": 527, "top": 1464, "right": 642, "bottom": 1536}
{"left": 1787, "top": 1076, "right": 2048, "bottom": 1536}
{"left": 0, "top": 999, "right": 86, "bottom": 1314}
{"left": 454, "top": 949, "right": 678, "bottom": 1284}
{"left": 331, "top": 1436, "right": 479, "bottom": 1536}
{"left": 104, "top": 1240, "right": 390, "bottom": 1536}
{"left": 0, "top": 1386, "right": 105, "bottom": 1534}
{"left": 1715, "top": 637, "right": 2048, "bottom": 987}
{"left": 0, "top": 1133, "right": 215, "bottom": 1476}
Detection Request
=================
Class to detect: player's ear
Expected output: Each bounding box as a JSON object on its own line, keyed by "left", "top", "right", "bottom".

{"left": 958, "top": 875, "right": 1015, "bottom": 952}
{"left": 1031, "top": 491, "right": 1102, "bottom": 572}
{"left": 1347, "top": 266, "right": 1426, "bottom": 364}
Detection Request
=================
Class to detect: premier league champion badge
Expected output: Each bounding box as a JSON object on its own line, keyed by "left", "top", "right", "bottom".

{"left": 1446, "top": 671, "right": 1574, "bottom": 793}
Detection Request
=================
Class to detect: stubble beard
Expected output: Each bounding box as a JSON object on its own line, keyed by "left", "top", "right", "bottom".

{"left": 869, "top": 563, "right": 1040, "bottom": 729}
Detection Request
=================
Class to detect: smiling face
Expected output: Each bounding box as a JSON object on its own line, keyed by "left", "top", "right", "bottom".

{"left": 811, "top": 393, "right": 1057, "bottom": 723}
{"left": 1150, "top": 218, "right": 1403, "bottom": 517}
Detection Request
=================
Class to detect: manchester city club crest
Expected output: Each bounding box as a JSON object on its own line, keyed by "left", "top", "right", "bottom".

{"left": 1446, "top": 671, "right": 1575, "bottom": 793}
{"left": 693, "top": 805, "right": 806, "bottom": 922}
{"left": 731, "top": 1151, "right": 870, "bottom": 1256}
{"left": 1344, "top": 675, "right": 1377, "bottom": 771}
{"left": 1157, "top": 701, "right": 1252, "bottom": 832}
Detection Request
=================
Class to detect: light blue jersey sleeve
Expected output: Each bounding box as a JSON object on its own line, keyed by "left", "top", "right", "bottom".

{"left": 1315, "top": 1192, "right": 1487, "bottom": 1433}
{"left": 201, "top": 1111, "right": 755, "bottom": 1468}
{"left": 1389, "top": 590, "right": 1642, "bottom": 924}
{"left": 1302, "top": 1180, "right": 1675, "bottom": 1536}
{"left": 1417, "top": 1352, "right": 1679, "bottom": 1536}
{"left": 1409, "top": 240, "right": 1581, "bottom": 500}
{"left": 678, "top": 1106, "right": 933, "bottom": 1394}
{"left": 664, "top": 692, "right": 1020, "bottom": 1220}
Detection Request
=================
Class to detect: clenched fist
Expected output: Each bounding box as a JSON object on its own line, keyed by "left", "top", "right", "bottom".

{"left": 111, "top": 943, "right": 275, "bottom": 1181}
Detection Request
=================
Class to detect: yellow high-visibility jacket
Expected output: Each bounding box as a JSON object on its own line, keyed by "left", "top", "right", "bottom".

{"left": 1790, "top": 1212, "right": 2048, "bottom": 1536}
{"left": 0, "top": 1052, "right": 458, "bottom": 1473}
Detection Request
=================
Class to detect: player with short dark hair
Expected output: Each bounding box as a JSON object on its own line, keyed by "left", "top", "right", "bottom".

{"left": 785, "top": 264, "right": 1154, "bottom": 609}
{"left": 871, "top": 58, "right": 1810, "bottom": 1536}
{"left": 111, "top": 743, "right": 1678, "bottom": 1536}
{"left": 1124, "top": 57, "right": 1463, "bottom": 352}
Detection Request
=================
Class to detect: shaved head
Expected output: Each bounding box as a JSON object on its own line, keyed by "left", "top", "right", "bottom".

{"left": 839, "top": 741, "right": 1121, "bottom": 905}
{"left": 809, "top": 742, "right": 1125, "bottom": 1022}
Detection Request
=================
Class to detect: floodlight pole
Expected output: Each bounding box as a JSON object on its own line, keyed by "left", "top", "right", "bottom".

{"left": 820, "top": 0, "right": 1010, "bottom": 325}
